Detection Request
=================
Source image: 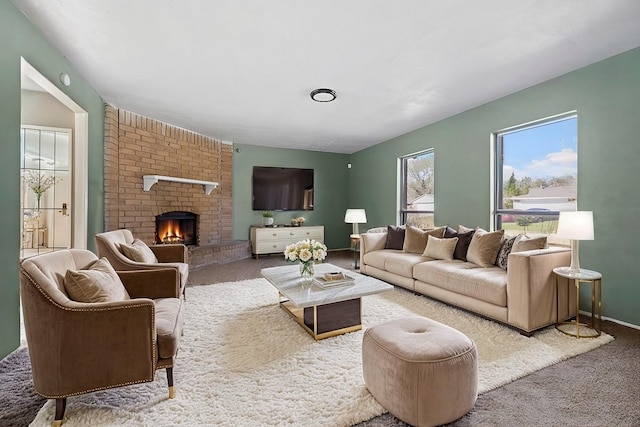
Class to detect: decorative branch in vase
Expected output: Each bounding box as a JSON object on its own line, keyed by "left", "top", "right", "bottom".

{"left": 23, "top": 170, "right": 61, "bottom": 211}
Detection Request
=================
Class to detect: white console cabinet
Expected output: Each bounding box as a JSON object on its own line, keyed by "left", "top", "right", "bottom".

{"left": 250, "top": 225, "right": 324, "bottom": 258}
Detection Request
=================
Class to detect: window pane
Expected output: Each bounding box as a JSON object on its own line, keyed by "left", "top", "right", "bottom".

{"left": 401, "top": 150, "right": 434, "bottom": 220}
{"left": 405, "top": 213, "right": 435, "bottom": 229}
{"left": 500, "top": 213, "right": 559, "bottom": 236}
{"left": 496, "top": 115, "right": 577, "bottom": 237}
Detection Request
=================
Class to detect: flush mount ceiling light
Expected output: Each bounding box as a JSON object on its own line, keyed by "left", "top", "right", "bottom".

{"left": 310, "top": 88, "right": 336, "bottom": 102}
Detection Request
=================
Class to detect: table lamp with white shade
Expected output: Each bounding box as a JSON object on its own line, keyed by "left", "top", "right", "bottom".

{"left": 344, "top": 209, "right": 367, "bottom": 235}
{"left": 555, "top": 211, "right": 594, "bottom": 273}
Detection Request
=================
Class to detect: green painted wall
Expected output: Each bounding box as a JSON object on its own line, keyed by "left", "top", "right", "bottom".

{"left": 0, "top": 1, "right": 105, "bottom": 358}
{"left": 232, "top": 144, "right": 351, "bottom": 250}
{"left": 350, "top": 48, "right": 640, "bottom": 327}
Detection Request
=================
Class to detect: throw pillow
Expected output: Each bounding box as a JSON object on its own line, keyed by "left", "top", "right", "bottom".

{"left": 495, "top": 235, "right": 517, "bottom": 270}
{"left": 120, "top": 239, "right": 159, "bottom": 263}
{"left": 453, "top": 229, "right": 475, "bottom": 261}
{"left": 512, "top": 235, "right": 548, "bottom": 253}
{"left": 384, "top": 225, "right": 406, "bottom": 250}
{"left": 64, "top": 258, "right": 131, "bottom": 303}
{"left": 402, "top": 226, "right": 446, "bottom": 254}
{"left": 444, "top": 226, "right": 458, "bottom": 238}
{"left": 423, "top": 235, "right": 458, "bottom": 260}
{"left": 466, "top": 229, "right": 505, "bottom": 267}
{"left": 458, "top": 224, "right": 475, "bottom": 234}
{"left": 443, "top": 227, "right": 475, "bottom": 261}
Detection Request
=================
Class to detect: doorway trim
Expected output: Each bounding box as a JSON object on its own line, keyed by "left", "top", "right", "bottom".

{"left": 21, "top": 58, "right": 88, "bottom": 249}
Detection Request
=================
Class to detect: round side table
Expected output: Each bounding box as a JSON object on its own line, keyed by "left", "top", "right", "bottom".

{"left": 553, "top": 266, "right": 602, "bottom": 338}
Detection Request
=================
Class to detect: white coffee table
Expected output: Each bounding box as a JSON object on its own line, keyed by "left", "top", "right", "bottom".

{"left": 261, "top": 263, "right": 393, "bottom": 340}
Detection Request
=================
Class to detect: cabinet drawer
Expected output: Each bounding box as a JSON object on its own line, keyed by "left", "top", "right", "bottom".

{"left": 289, "top": 227, "right": 323, "bottom": 241}
{"left": 255, "top": 240, "right": 289, "bottom": 254}
{"left": 254, "top": 228, "right": 295, "bottom": 241}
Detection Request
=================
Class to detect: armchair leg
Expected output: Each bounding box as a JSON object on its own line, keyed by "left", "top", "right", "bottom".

{"left": 53, "top": 397, "right": 66, "bottom": 426}
{"left": 167, "top": 367, "right": 175, "bottom": 399}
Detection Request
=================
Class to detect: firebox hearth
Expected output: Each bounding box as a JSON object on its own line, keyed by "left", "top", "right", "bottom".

{"left": 156, "top": 211, "right": 198, "bottom": 246}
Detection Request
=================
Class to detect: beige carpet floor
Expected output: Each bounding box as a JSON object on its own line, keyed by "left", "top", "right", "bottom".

{"left": 3, "top": 250, "right": 639, "bottom": 426}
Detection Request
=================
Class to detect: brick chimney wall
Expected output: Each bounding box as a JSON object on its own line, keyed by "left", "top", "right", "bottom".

{"left": 103, "top": 104, "right": 232, "bottom": 246}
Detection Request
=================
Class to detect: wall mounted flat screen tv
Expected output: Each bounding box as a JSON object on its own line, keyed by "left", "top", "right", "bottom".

{"left": 252, "top": 166, "right": 314, "bottom": 211}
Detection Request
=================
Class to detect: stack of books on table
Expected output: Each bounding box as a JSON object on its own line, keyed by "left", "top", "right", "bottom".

{"left": 312, "top": 272, "right": 356, "bottom": 289}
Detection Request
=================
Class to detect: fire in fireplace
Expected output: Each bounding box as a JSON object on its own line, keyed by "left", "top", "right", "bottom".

{"left": 155, "top": 211, "right": 198, "bottom": 245}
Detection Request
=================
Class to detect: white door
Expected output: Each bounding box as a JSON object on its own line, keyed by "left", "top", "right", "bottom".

{"left": 20, "top": 126, "right": 72, "bottom": 258}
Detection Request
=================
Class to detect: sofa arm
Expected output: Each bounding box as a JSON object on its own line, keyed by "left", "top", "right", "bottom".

{"left": 506, "top": 248, "right": 571, "bottom": 332}
{"left": 150, "top": 244, "right": 188, "bottom": 263}
{"left": 360, "top": 232, "right": 388, "bottom": 255}
{"left": 118, "top": 269, "right": 181, "bottom": 299}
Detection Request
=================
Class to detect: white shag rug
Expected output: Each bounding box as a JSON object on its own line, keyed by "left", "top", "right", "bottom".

{"left": 31, "top": 278, "right": 614, "bottom": 427}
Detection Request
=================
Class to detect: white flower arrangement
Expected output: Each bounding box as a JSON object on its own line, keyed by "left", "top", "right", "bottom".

{"left": 284, "top": 239, "right": 327, "bottom": 263}
{"left": 291, "top": 217, "right": 305, "bottom": 226}
{"left": 23, "top": 170, "right": 61, "bottom": 202}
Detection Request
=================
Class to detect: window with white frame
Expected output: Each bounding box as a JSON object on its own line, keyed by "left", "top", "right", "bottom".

{"left": 400, "top": 149, "right": 434, "bottom": 228}
{"left": 494, "top": 113, "right": 577, "bottom": 238}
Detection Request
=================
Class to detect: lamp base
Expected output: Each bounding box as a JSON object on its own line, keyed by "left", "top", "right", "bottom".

{"left": 567, "top": 239, "right": 581, "bottom": 273}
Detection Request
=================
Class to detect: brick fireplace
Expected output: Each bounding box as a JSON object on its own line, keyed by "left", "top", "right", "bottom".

{"left": 104, "top": 105, "right": 251, "bottom": 267}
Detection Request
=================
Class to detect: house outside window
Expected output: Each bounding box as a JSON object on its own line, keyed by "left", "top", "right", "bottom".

{"left": 494, "top": 113, "right": 577, "bottom": 239}
{"left": 400, "top": 149, "right": 434, "bottom": 228}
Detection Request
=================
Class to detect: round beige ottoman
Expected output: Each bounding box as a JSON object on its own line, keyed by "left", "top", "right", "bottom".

{"left": 362, "top": 316, "right": 478, "bottom": 427}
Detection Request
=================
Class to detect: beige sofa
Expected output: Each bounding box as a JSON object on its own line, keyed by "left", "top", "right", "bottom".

{"left": 360, "top": 230, "right": 575, "bottom": 335}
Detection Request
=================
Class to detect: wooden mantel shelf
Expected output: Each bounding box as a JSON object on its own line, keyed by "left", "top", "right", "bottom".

{"left": 143, "top": 175, "right": 219, "bottom": 195}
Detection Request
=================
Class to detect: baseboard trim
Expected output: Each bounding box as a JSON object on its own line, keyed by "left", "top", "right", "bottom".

{"left": 578, "top": 309, "right": 640, "bottom": 330}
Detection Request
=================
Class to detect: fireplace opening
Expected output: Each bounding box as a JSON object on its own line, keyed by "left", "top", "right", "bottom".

{"left": 156, "top": 211, "right": 198, "bottom": 245}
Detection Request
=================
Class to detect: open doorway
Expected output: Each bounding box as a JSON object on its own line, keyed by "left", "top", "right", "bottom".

{"left": 19, "top": 58, "right": 89, "bottom": 344}
{"left": 21, "top": 58, "right": 88, "bottom": 251}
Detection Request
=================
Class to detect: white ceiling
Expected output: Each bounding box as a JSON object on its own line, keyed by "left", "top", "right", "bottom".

{"left": 13, "top": 0, "right": 640, "bottom": 154}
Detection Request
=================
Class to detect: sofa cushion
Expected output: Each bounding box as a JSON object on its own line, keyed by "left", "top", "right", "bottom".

{"left": 466, "top": 229, "right": 505, "bottom": 267}
{"left": 384, "top": 225, "right": 406, "bottom": 250}
{"left": 512, "top": 235, "right": 547, "bottom": 252}
{"left": 403, "top": 226, "right": 445, "bottom": 254}
{"left": 413, "top": 260, "right": 507, "bottom": 307}
{"left": 154, "top": 297, "right": 184, "bottom": 359}
{"left": 423, "top": 235, "right": 458, "bottom": 260}
{"left": 120, "top": 239, "right": 159, "bottom": 263}
{"left": 64, "top": 258, "right": 131, "bottom": 303}
{"left": 363, "top": 250, "right": 431, "bottom": 278}
{"left": 495, "top": 235, "right": 517, "bottom": 270}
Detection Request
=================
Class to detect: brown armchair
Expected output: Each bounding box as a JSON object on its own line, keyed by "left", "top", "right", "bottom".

{"left": 95, "top": 229, "right": 189, "bottom": 297}
{"left": 19, "top": 249, "right": 184, "bottom": 426}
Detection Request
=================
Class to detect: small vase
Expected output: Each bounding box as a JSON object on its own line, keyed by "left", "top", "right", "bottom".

{"left": 299, "top": 260, "right": 315, "bottom": 283}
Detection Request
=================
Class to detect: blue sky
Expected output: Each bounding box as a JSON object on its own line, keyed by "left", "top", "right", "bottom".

{"left": 503, "top": 117, "right": 577, "bottom": 180}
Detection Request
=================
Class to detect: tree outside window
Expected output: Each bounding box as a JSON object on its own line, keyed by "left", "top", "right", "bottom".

{"left": 495, "top": 113, "right": 577, "bottom": 237}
